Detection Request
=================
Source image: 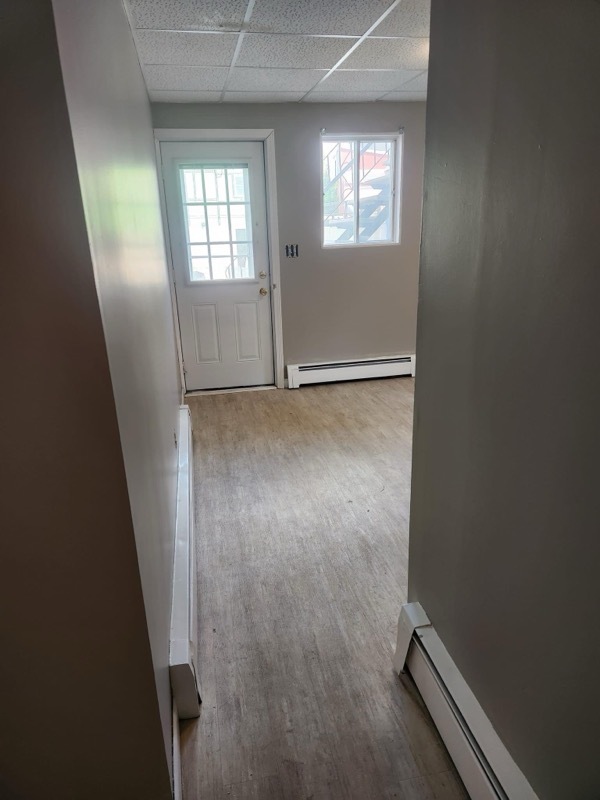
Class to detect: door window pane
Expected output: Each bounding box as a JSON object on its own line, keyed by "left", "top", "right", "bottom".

{"left": 190, "top": 244, "right": 208, "bottom": 258}
{"left": 227, "top": 168, "right": 249, "bottom": 201}
{"left": 209, "top": 243, "right": 230, "bottom": 258}
{"left": 229, "top": 204, "right": 251, "bottom": 241}
{"left": 206, "top": 205, "right": 231, "bottom": 242}
{"left": 179, "top": 165, "right": 255, "bottom": 281}
{"left": 190, "top": 258, "right": 210, "bottom": 280}
{"left": 233, "top": 242, "right": 252, "bottom": 278}
{"left": 189, "top": 245, "right": 210, "bottom": 280}
{"left": 182, "top": 170, "right": 204, "bottom": 202}
{"left": 202, "top": 168, "right": 227, "bottom": 202}
{"left": 186, "top": 205, "right": 207, "bottom": 242}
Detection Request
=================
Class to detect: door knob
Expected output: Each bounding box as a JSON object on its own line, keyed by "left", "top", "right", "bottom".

{"left": 259, "top": 287, "right": 268, "bottom": 296}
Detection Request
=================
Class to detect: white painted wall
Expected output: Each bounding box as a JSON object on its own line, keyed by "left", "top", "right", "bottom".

{"left": 0, "top": 1, "right": 174, "bottom": 797}
{"left": 410, "top": 1, "right": 600, "bottom": 798}
{"left": 53, "top": 0, "right": 181, "bottom": 772}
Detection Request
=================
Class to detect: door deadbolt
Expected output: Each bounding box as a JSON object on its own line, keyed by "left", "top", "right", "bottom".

{"left": 259, "top": 270, "right": 267, "bottom": 279}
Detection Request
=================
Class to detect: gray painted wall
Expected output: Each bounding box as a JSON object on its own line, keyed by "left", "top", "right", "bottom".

{"left": 152, "top": 102, "right": 426, "bottom": 366}
{"left": 52, "top": 0, "right": 181, "bottom": 771}
{"left": 0, "top": 1, "right": 173, "bottom": 798}
{"left": 409, "top": 2, "right": 600, "bottom": 799}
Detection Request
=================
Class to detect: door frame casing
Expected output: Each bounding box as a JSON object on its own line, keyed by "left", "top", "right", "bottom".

{"left": 154, "top": 128, "right": 285, "bottom": 390}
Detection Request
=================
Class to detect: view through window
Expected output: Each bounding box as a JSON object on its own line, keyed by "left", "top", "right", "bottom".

{"left": 322, "top": 137, "right": 401, "bottom": 247}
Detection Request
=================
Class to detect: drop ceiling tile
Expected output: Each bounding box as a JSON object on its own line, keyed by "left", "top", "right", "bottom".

{"left": 135, "top": 31, "right": 238, "bottom": 65}
{"left": 225, "top": 91, "right": 305, "bottom": 102}
{"left": 314, "top": 69, "right": 422, "bottom": 93}
{"left": 343, "top": 37, "right": 429, "bottom": 70}
{"left": 304, "top": 92, "right": 385, "bottom": 102}
{"left": 237, "top": 34, "right": 354, "bottom": 69}
{"left": 126, "top": 0, "right": 248, "bottom": 31}
{"left": 373, "top": 0, "right": 430, "bottom": 37}
{"left": 143, "top": 65, "right": 229, "bottom": 91}
{"left": 380, "top": 91, "right": 427, "bottom": 101}
{"left": 248, "top": 0, "right": 394, "bottom": 36}
{"left": 149, "top": 90, "right": 223, "bottom": 102}
{"left": 228, "top": 68, "right": 325, "bottom": 92}
{"left": 398, "top": 70, "right": 428, "bottom": 91}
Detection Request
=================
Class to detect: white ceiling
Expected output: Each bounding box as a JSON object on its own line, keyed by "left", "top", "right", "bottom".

{"left": 125, "top": 0, "right": 430, "bottom": 104}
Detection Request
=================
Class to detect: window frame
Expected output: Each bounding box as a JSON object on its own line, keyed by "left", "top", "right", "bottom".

{"left": 320, "top": 132, "right": 403, "bottom": 250}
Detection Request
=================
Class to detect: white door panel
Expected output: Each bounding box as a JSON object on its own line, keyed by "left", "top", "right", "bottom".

{"left": 191, "top": 304, "right": 220, "bottom": 363}
{"left": 161, "top": 141, "right": 274, "bottom": 391}
{"left": 234, "top": 302, "right": 262, "bottom": 361}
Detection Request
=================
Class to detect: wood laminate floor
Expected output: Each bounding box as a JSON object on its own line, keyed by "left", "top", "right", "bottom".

{"left": 183, "top": 378, "right": 468, "bottom": 800}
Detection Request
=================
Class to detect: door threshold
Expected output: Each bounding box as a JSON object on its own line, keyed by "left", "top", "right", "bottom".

{"left": 185, "top": 385, "right": 277, "bottom": 398}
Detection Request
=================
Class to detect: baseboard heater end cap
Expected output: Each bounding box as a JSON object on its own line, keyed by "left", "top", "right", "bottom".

{"left": 170, "top": 639, "right": 201, "bottom": 719}
{"left": 392, "top": 601, "right": 431, "bottom": 674}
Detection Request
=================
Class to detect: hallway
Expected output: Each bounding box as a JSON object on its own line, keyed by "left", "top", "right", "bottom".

{"left": 182, "top": 379, "right": 466, "bottom": 799}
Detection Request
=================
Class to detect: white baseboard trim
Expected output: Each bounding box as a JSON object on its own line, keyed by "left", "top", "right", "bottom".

{"left": 287, "top": 354, "right": 415, "bottom": 389}
{"left": 170, "top": 406, "right": 201, "bottom": 720}
{"left": 394, "top": 603, "right": 539, "bottom": 800}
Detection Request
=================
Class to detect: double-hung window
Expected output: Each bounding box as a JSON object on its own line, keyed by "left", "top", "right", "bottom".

{"left": 321, "top": 134, "right": 402, "bottom": 247}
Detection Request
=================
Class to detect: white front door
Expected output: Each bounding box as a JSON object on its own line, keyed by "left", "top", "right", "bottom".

{"left": 161, "top": 141, "right": 274, "bottom": 391}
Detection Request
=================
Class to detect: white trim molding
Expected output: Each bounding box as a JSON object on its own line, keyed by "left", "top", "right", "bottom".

{"left": 154, "top": 128, "right": 285, "bottom": 389}
{"left": 170, "top": 406, "right": 201, "bottom": 720}
{"left": 393, "top": 603, "right": 539, "bottom": 800}
{"left": 154, "top": 140, "right": 186, "bottom": 402}
{"left": 288, "top": 354, "right": 415, "bottom": 389}
{"left": 154, "top": 129, "right": 276, "bottom": 142}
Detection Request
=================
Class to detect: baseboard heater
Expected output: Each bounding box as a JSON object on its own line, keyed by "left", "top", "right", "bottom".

{"left": 170, "top": 406, "right": 201, "bottom": 720}
{"left": 287, "top": 354, "right": 415, "bottom": 389}
{"left": 393, "top": 604, "right": 539, "bottom": 800}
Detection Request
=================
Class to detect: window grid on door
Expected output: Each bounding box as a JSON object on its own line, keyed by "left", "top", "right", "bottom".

{"left": 179, "top": 165, "right": 254, "bottom": 281}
